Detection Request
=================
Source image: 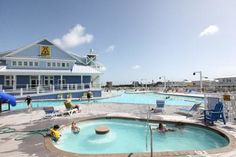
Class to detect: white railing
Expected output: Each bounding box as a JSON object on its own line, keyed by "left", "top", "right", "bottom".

{"left": 1, "top": 83, "right": 101, "bottom": 96}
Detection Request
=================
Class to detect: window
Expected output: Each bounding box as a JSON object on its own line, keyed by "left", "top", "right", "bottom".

{"left": 29, "top": 61, "right": 33, "bottom": 66}
{"left": 66, "top": 63, "right": 69, "bottom": 67}
{"left": 62, "top": 62, "right": 65, "bottom": 67}
{"left": 4, "top": 75, "right": 14, "bottom": 86}
{"left": 57, "top": 62, "right": 61, "bottom": 67}
{"left": 47, "top": 62, "right": 51, "bottom": 67}
{"left": 52, "top": 62, "right": 56, "bottom": 67}
{"left": 58, "top": 79, "right": 66, "bottom": 84}
{"left": 44, "top": 76, "right": 54, "bottom": 86}
{"left": 34, "top": 62, "right": 39, "bottom": 66}
{"left": 24, "top": 61, "right": 28, "bottom": 66}
{"left": 12, "top": 61, "right": 16, "bottom": 66}
{"left": 18, "top": 61, "right": 22, "bottom": 66}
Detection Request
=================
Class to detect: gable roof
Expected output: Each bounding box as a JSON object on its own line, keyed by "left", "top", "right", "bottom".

{"left": 0, "top": 38, "right": 104, "bottom": 67}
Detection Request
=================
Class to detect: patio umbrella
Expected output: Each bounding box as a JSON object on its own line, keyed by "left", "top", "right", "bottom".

{"left": 0, "top": 92, "right": 16, "bottom": 107}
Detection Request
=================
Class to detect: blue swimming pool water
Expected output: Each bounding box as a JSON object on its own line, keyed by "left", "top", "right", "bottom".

{"left": 54, "top": 118, "right": 228, "bottom": 154}
{"left": 9, "top": 92, "right": 203, "bottom": 110}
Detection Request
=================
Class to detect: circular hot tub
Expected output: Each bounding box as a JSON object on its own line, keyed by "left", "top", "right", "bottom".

{"left": 46, "top": 117, "right": 235, "bottom": 156}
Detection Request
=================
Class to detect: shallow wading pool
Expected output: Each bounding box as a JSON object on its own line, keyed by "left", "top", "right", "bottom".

{"left": 51, "top": 118, "right": 229, "bottom": 155}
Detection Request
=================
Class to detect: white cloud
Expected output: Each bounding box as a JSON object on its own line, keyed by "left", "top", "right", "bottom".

{"left": 199, "top": 25, "right": 219, "bottom": 37}
{"left": 53, "top": 24, "right": 93, "bottom": 49}
{"left": 105, "top": 45, "right": 115, "bottom": 53}
{"left": 131, "top": 65, "right": 141, "bottom": 70}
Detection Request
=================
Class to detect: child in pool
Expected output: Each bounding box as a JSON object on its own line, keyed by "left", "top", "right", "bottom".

{"left": 50, "top": 125, "right": 61, "bottom": 141}
{"left": 158, "top": 123, "right": 175, "bottom": 133}
{"left": 71, "top": 121, "right": 80, "bottom": 134}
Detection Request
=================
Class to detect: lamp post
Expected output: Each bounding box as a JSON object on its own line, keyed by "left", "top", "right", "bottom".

{"left": 141, "top": 79, "right": 147, "bottom": 90}
{"left": 159, "top": 76, "right": 166, "bottom": 92}
{"left": 193, "top": 71, "right": 203, "bottom": 93}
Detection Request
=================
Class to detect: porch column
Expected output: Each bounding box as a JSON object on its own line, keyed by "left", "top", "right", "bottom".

{"left": 60, "top": 75, "right": 63, "bottom": 90}
{"left": 38, "top": 75, "right": 41, "bottom": 88}
{"left": 13, "top": 75, "right": 16, "bottom": 90}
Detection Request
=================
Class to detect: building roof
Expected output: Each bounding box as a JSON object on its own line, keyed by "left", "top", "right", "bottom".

{"left": 0, "top": 64, "right": 101, "bottom": 75}
{"left": 215, "top": 75, "right": 236, "bottom": 79}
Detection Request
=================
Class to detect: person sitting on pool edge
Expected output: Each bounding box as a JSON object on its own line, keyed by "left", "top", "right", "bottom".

{"left": 71, "top": 121, "right": 80, "bottom": 134}
{"left": 64, "top": 99, "right": 80, "bottom": 111}
{"left": 50, "top": 125, "right": 61, "bottom": 142}
{"left": 157, "top": 123, "right": 175, "bottom": 133}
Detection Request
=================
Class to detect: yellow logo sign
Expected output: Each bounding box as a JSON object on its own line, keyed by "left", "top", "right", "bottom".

{"left": 40, "top": 46, "right": 51, "bottom": 57}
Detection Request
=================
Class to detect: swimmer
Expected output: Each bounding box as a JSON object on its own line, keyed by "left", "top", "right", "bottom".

{"left": 71, "top": 121, "right": 80, "bottom": 134}
{"left": 157, "top": 123, "right": 175, "bottom": 133}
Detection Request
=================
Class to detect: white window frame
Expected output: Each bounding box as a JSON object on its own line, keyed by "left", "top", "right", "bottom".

{"left": 52, "top": 62, "right": 56, "bottom": 67}
{"left": 12, "top": 61, "right": 17, "bottom": 66}
{"left": 62, "top": 62, "right": 66, "bottom": 68}
{"left": 29, "top": 61, "right": 33, "bottom": 66}
{"left": 4, "top": 75, "right": 14, "bottom": 86}
{"left": 23, "top": 61, "right": 28, "bottom": 66}
{"left": 47, "top": 62, "right": 51, "bottom": 67}
{"left": 44, "top": 76, "right": 54, "bottom": 86}
{"left": 34, "top": 61, "right": 39, "bottom": 67}
{"left": 18, "top": 61, "right": 22, "bottom": 66}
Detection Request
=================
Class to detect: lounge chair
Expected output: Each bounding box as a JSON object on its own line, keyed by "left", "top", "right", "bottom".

{"left": 43, "top": 107, "right": 61, "bottom": 118}
{"left": 204, "top": 102, "right": 226, "bottom": 125}
{"left": 151, "top": 100, "right": 165, "bottom": 113}
{"left": 64, "top": 100, "right": 80, "bottom": 116}
{"left": 177, "top": 103, "right": 201, "bottom": 117}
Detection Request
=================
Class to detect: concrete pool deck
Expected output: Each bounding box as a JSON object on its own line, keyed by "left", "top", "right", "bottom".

{"left": 0, "top": 103, "right": 236, "bottom": 157}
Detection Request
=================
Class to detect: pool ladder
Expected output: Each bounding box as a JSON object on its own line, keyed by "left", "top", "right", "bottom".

{"left": 145, "top": 106, "right": 153, "bottom": 157}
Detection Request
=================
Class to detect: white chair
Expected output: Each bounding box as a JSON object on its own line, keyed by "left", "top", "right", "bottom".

{"left": 177, "top": 103, "right": 202, "bottom": 117}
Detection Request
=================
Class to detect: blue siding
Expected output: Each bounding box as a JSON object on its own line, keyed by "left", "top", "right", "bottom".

{"left": 63, "top": 76, "right": 81, "bottom": 84}
{"left": 83, "top": 76, "right": 91, "bottom": 83}
{"left": 17, "top": 76, "right": 30, "bottom": 88}
{"left": 54, "top": 76, "right": 60, "bottom": 84}
{"left": 0, "top": 75, "right": 4, "bottom": 84}
{"left": 12, "top": 44, "right": 75, "bottom": 60}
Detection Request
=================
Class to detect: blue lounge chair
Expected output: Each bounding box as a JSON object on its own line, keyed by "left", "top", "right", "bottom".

{"left": 43, "top": 107, "right": 61, "bottom": 117}
{"left": 177, "top": 103, "right": 201, "bottom": 117}
{"left": 204, "top": 102, "right": 226, "bottom": 125}
{"left": 151, "top": 100, "right": 165, "bottom": 113}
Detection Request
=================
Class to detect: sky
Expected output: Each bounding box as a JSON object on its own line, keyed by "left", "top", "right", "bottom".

{"left": 0, "top": 0, "right": 236, "bottom": 85}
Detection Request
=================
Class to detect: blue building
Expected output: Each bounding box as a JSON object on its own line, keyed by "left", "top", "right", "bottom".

{"left": 0, "top": 38, "right": 105, "bottom": 99}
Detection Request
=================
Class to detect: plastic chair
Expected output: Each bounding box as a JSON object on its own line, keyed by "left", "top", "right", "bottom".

{"left": 151, "top": 100, "right": 165, "bottom": 113}
{"left": 177, "top": 103, "right": 201, "bottom": 117}
{"left": 43, "top": 107, "right": 61, "bottom": 118}
{"left": 204, "top": 102, "right": 226, "bottom": 125}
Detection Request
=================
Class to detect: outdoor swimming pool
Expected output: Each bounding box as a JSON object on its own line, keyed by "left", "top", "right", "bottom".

{"left": 10, "top": 92, "right": 203, "bottom": 110}
{"left": 53, "top": 118, "right": 228, "bottom": 154}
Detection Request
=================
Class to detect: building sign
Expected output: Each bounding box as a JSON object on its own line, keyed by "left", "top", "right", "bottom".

{"left": 223, "top": 95, "right": 231, "bottom": 101}
{"left": 40, "top": 46, "right": 51, "bottom": 57}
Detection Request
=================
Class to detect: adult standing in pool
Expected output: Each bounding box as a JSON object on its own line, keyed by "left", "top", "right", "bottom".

{"left": 25, "top": 95, "right": 32, "bottom": 112}
{"left": 86, "top": 90, "right": 92, "bottom": 103}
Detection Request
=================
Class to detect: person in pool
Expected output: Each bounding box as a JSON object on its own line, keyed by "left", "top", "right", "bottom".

{"left": 50, "top": 125, "right": 61, "bottom": 142}
{"left": 71, "top": 121, "right": 80, "bottom": 134}
{"left": 157, "top": 123, "right": 175, "bottom": 133}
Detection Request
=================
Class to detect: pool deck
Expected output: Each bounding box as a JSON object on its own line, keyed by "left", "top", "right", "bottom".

{"left": 1, "top": 103, "right": 236, "bottom": 157}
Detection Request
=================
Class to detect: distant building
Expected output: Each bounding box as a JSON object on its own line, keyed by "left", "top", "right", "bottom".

{"left": 0, "top": 38, "right": 105, "bottom": 99}
{"left": 214, "top": 76, "right": 236, "bottom": 91}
